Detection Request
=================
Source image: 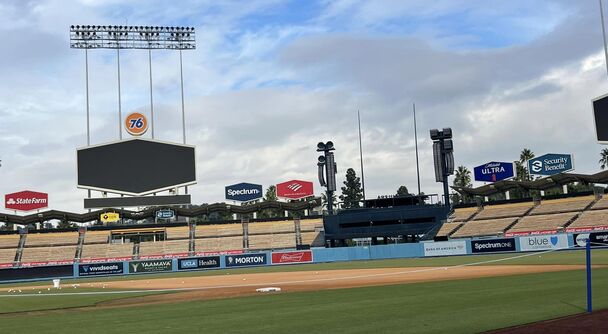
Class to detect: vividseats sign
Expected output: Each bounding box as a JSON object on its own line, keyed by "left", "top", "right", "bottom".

{"left": 527, "top": 153, "right": 574, "bottom": 176}
{"left": 473, "top": 162, "right": 515, "bottom": 183}
{"left": 78, "top": 262, "right": 124, "bottom": 276}
{"left": 225, "top": 253, "right": 267, "bottom": 267}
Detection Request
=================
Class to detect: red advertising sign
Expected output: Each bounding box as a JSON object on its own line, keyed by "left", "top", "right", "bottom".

{"left": 276, "top": 180, "right": 314, "bottom": 199}
{"left": 271, "top": 251, "right": 313, "bottom": 264}
{"left": 505, "top": 229, "right": 557, "bottom": 237}
{"left": 5, "top": 190, "right": 48, "bottom": 211}
{"left": 566, "top": 226, "right": 608, "bottom": 233}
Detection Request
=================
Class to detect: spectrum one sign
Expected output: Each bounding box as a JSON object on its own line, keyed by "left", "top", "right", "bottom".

{"left": 276, "top": 180, "right": 314, "bottom": 199}
{"left": 5, "top": 190, "right": 49, "bottom": 211}
{"left": 473, "top": 161, "right": 515, "bottom": 182}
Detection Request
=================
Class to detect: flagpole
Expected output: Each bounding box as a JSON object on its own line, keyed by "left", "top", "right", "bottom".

{"left": 358, "top": 110, "right": 366, "bottom": 202}
{"left": 414, "top": 103, "right": 421, "bottom": 195}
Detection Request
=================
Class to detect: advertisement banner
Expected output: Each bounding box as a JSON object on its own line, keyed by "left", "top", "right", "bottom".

{"left": 194, "top": 250, "right": 243, "bottom": 256}
{"left": 0, "top": 265, "right": 73, "bottom": 281}
{"left": 100, "top": 212, "right": 120, "bottom": 223}
{"left": 566, "top": 225, "right": 608, "bottom": 233}
{"left": 471, "top": 238, "right": 516, "bottom": 253}
{"left": 519, "top": 235, "right": 568, "bottom": 251}
{"left": 155, "top": 209, "right": 175, "bottom": 219}
{"left": 276, "top": 180, "right": 314, "bottom": 199}
{"left": 527, "top": 153, "right": 574, "bottom": 176}
{"left": 80, "top": 257, "right": 131, "bottom": 264}
{"left": 423, "top": 241, "right": 467, "bottom": 257}
{"left": 5, "top": 190, "right": 48, "bottom": 212}
{"left": 573, "top": 232, "right": 608, "bottom": 247}
{"left": 128, "top": 259, "right": 172, "bottom": 274}
{"left": 225, "top": 183, "right": 263, "bottom": 202}
{"left": 505, "top": 230, "right": 558, "bottom": 237}
{"left": 78, "top": 262, "right": 124, "bottom": 276}
{"left": 271, "top": 251, "right": 313, "bottom": 264}
{"left": 473, "top": 162, "right": 516, "bottom": 183}
{"left": 178, "top": 256, "right": 221, "bottom": 270}
{"left": 225, "top": 253, "right": 267, "bottom": 267}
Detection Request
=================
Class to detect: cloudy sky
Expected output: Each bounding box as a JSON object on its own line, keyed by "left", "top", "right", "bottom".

{"left": 1, "top": 0, "right": 607, "bottom": 213}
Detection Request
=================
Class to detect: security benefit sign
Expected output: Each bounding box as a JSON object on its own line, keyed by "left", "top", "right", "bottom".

{"left": 177, "top": 256, "right": 220, "bottom": 270}
{"left": 527, "top": 153, "right": 574, "bottom": 176}
{"left": 225, "top": 253, "right": 267, "bottom": 267}
{"left": 78, "top": 262, "right": 124, "bottom": 276}
{"left": 519, "top": 235, "right": 568, "bottom": 251}
{"left": 423, "top": 241, "right": 467, "bottom": 257}
{"left": 225, "top": 183, "right": 263, "bottom": 202}
{"left": 473, "top": 162, "right": 515, "bottom": 182}
{"left": 471, "top": 238, "right": 516, "bottom": 253}
{"left": 129, "top": 259, "right": 173, "bottom": 273}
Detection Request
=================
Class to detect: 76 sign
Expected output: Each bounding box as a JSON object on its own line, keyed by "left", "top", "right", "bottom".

{"left": 124, "top": 112, "right": 148, "bottom": 136}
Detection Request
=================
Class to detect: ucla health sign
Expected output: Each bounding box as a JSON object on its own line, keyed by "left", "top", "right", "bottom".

{"left": 225, "top": 182, "right": 263, "bottom": 202}
{"left": 473, "top": 162, "right": 515, "bottom": 182}
{"left": 527, "top": 153, "right": 574, "bottom": 176}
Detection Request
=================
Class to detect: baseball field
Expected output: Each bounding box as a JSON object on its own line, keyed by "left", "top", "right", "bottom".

{"left": 0, "top": 248, "right": 607, "bottom": 333}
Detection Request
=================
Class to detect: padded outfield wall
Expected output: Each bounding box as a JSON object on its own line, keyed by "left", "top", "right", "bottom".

{"left": 2, "top": 232, "right": 607, "bottom": 283}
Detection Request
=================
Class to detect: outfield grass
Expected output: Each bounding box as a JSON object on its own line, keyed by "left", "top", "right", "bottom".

{"left": 0, "top": 268, "right": 606, "bottom": 333}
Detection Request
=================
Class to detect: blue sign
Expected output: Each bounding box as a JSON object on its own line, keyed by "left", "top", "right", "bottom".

{"left": 156, "top": 209, "right": 174, "bottom": 219}
{"left": 225, "top": 253, "right": 267, "bottom": 267}
{"left": 473, "top": 161, "right": 515, "bottom": 182}
{"left": 225, "top": 182, "right": 263, "bottom": 202}
{"left": 527, "top": 153, "right": 574, "bottom": 176}
{"left": 78, "top": 262, "right": 124, "bottom": 276}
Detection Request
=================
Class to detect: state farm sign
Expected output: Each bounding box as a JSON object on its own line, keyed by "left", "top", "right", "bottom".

{"left": 5, "top": 191, "right": 48, "bottom": 211}
{"left": 276, "top": 180, "right": 314, "bottom": 199}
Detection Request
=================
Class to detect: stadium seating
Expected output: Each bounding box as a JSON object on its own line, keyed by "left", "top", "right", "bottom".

{"left": 248, "top": 233, "right": 296, "bottom": 250}
{"left": 248, "top": 220, "right": 295, "bottom": 234}
{"left": 196, "top": 223, "right": 242, "bottom": 237}
{"left": 529, "top": 196, "right": 594, "bottom": 215}
{"left": 436, "top": 222, "right": 463, "bottom": 237}
{"left": 590, "top": 196, "right": 608, "bottom": 210}
{"left": 451, "top": 218, "right": 517, "bottom": 238}
{"left": 195, "top": 236, "right": 242, "bottom": 252}
{"left": 139, "top": 240, "right": 189, "bottom": 257}
{"left": 84, "top": 231, "right": 109, "bottom": 244}
{"left": 166, "top": 226, "right": 190, "bottom": 239}
{"left": 567, "top": 209, "right": 608, "bottom": 230}
{"left": 473, "top": 203, "right": 533, "bottom": 220}
{"left": 81, "top": 243, "right": 133, "bottom": 260}
{"left": 25, "top": 232, "right": 78, "bottom": 246}
{"left": 0, "top": 235, "right": 19, "bottom": 248}
{"left": 0, "top": 248, "right": 16, "bottom": 264}
{"left": 506, "top": 212, "right": 576, "bottom": 234}
{"left": 21, "top": 246, "right": 76, "bottom": 263}
{"left": 451, "top": 208, "right": 478, "bottom": 222}
{"left": 301, "top": 231, "right": 325, "bottom": 247}
{"left": 299, "top": 218, "right": 324, "bottom": 232}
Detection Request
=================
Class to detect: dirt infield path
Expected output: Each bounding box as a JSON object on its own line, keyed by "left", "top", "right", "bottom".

{"left": 89, "top": 264, "right": 582, "bottom": 307}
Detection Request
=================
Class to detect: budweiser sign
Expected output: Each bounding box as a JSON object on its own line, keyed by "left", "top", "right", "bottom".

{"left": 5, "top": 190, "right": 48, "bottom": 211}
{"left": 276, "top": 180, "right": 314, "bottom": 199}
{"left": 271, "top": 251, "right": 313, "bottom": 264}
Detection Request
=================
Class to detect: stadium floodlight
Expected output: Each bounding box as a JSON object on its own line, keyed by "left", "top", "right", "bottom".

{"left": 69, "top": 25, "right": 196, "bottom": 50}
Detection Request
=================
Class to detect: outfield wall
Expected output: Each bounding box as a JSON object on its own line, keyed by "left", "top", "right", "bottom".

{"left": 0, "top": 232, "right": 605, "bottom": 283}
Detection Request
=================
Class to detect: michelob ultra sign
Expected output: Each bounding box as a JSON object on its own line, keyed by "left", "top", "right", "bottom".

{"left": 527, "top": 153, "right": 574, "bottom": 176}
{"left": 473, "top": 162, "right": 515, "bottom": 182}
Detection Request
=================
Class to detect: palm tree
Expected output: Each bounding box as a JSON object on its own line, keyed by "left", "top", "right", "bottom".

{"left": 518, "top": 148, "right": 535, "bottom": 181}
{"left": 600, "top": 148, "right": 608, "bottom": 170}
{"left": 453, "top": 166, "right": 472, "bottom": 188}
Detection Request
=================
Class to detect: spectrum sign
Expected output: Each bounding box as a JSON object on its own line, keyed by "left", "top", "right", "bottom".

{"left": 473, "top": 162, "right": 516, "bottom": 182}
{"left": 5, "top": 190, "right": 48, "bottom": 212}
{"left": 225, "top": 182, "right": 263, "bottom": 202}
{"left": 276, "top": 180, "right": 314, "bottom": 199}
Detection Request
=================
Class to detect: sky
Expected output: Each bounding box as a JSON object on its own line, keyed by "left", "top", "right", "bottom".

{"left": 1, "top": 0, "right": 608, "bottom": 213}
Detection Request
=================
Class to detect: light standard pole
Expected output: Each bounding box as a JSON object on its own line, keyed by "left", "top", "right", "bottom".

{"left": 317, "top": 141, "right": 337, "bottom": 214}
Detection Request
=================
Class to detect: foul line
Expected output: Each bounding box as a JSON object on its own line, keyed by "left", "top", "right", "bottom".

{"left": 0, "top": 245, "right": 590, "bottom": 298}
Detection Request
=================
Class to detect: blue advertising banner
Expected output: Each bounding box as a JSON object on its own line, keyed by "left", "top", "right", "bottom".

{"left": 78, "top": 262, "right": 124, "bottom": 276}
{"left": 178, "top": 256, "right": 221, "bottom": 270}
{"left": 225, "top": 253, "right": 267, "bottom": 267}
{"left": 527, "top": 153, "right": 574, "bottom": 176}
{"left": 225, "top": 183, "right": 263, "bottom": 202}
{"left": 473, "top": 162, "right": 515, "bottom": 182}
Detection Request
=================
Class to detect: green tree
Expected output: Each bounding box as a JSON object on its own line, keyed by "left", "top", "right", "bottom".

{"left": 57, "top": 220, "right": 75, "bottom": 229}
{"left": 451, "top": 166, "right": 472, "bottom": 204}
{"left": 396, "top": 186, "right": 410, "bottom": 196}
{"left": 340, "top": 168, "right": 364, "bottom": 209}
{"left": 321, "top": 192, "right": 337, "bottom": 210}
{"left": 263, "top": 185, "right": 278, "bottom": 202}
{"left": 600, "top": 148, "right": 608, "bottom": 170}
{"left": 259, "top": 185, "right": 280, "bottom": 218}
{"left": 517, "top": 148, "right": 535, "bottom": 181}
